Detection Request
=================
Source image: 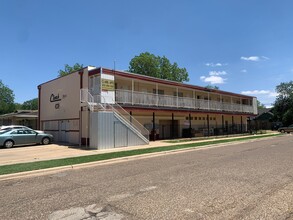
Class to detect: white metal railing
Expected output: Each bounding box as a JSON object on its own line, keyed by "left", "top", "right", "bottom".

{"left": 80, "top": 89, "right": 100, "bottom": 111}
{"left": 115, "top": 89, "right": 254, "bottom": 113}
{"left": 80, "top": 89, "right": 149, "bottom": 142}
{"left": 110, "top": 103, "right": 149, "bottom": 142}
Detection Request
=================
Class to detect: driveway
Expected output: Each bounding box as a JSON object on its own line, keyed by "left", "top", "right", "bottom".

{"left": 0, "top": 141, "right": 174, "bottom": 166}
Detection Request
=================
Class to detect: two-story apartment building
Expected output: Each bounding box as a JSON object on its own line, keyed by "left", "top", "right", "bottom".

{"left": 38, "top": 66, "right": 257, "bottom": 149}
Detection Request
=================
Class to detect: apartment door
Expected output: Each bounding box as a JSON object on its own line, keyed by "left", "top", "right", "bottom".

{"left": 172, "top": 120, "right": 179, "bottom": 138}
{"left": 59, "top": 120, "right": 69, "bottom": 143}
{"left": 159, "top": 120, "right": 171, "bottom": 139}
{"left": 159, "top": 120, "right": 179, "bottom": 139}
{"left": 225, "top": 121, "right": 229, "bottom": 133}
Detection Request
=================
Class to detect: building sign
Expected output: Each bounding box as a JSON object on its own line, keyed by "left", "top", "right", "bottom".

{"left": 50, "top": 93, "right": 61, "bottom": 102}
{"left": 50, "top": 93, "right": 62, "bottom": 109}
{"left": 101, "top": 78, "right": 114, "bottom": 91}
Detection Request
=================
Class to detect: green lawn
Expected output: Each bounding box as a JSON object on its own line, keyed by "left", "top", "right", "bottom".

{"left": 164, "top": 130, "right": 269, "bottom": 143}
{"left": 0, "top": 133, "right": 281, "bottom": 176}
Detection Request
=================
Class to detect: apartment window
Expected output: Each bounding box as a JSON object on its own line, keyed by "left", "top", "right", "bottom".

{"left": 173, "top": 92, "right": 183, "bottom": 97}
{"left": 194, "top": 117, "right": 197, "bottom": 120}
{"left": 199, "top": 117, "right": 201, "bottom": 120}
{"left": 153, "top": 89, "right": 164, "bottom": 95}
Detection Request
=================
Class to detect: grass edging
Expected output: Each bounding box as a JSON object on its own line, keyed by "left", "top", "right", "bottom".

{"left": 0, "top": 134, "right": 281, "bottom": 176}
{"left": 164, "top": 131, "right": 269, "bottom": 143}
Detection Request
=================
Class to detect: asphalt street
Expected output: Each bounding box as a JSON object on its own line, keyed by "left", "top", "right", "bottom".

{"left": 1, "top": 135, "right": 293, "bottom": 219}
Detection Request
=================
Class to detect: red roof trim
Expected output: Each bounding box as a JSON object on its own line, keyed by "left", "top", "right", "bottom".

{"left": 88, "top": 68, "right": 101, "bottom": 76}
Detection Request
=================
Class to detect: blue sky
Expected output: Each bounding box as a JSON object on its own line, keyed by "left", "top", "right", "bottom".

{"left": 1, "top": 0, "right": 293, "bottom": 107}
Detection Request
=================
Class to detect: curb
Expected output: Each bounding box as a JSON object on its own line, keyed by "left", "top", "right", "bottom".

{"left": 0, "top": 135, "right": 278, "bottom": 181}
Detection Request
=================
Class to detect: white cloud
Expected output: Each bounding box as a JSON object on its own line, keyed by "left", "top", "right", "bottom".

{"left": 205, "top": 62, "right": 227, "bottom": 67}
{"left": 241, "top": 90, "right": 278, "bottom": 108}
{"left": 241, "top": 90, "right": 274, "bottom": 95}
{"left": 268, "top": 92, "right": 278, "bottom": 97}
{"left": 241, "top": 69, "right": 247, "bottom": 73}
{"left": 200, "top": 70, "right": 227, "bottom": 84}
{"left": 262, "top": 56, "right": 270, "bottom": 60}
{"left": 241, "top": 56, "right": 260, "bottom": 61}
{"left": 240, "top": 56, "right": 270, "bottom": 62}
{"left": 209, "top": 71, "right": 227, "bottom": 76}
{"left": 200, "top": 76, "right": 226, "bottom": 84}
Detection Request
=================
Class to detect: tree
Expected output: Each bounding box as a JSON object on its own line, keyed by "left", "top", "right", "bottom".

{"left": 272, "top": 81, "right": 293, "bottom": 125}
{"left": 21, "top": 98, "right": 38, "bottom": 110}
{"left": 14, "top": 103, "right": 22, "bottom": 110}
{"left": 275, "top": 81, "right": 293, "bottom": 97}
{"left": 205, "top": 85, "right": 219, "bottom": 90}
{"left": 129, "top": 52, "right": 189, "bottom": 82}
{"left": 58, "top": 63, "right": 84, "bottom": 77}
{"left": 257, "top": 100, "right": 266, "bottom": 110}
{"left": 0, "top": 80, "right": 15, "bottom": 114}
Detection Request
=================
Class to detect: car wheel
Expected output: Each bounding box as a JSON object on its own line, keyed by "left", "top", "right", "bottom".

{"left": 4, "top": 140, "right": 14, "bottom": 148}
{"left": 280, "top": 129, "right": 285, "bottom": 133}
{"left": 42, "top": 137, "right": 50, "bottom": 145}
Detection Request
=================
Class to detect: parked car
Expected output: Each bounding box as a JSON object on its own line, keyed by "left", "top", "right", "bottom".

{"left": 0, "top": 128, "right": 53, "bottom": 148}
{"left": 278, "top": 124, "right": 293, "bottom": 133}
{"left": 0, "top": 125, "right": 44, "bottom": 133}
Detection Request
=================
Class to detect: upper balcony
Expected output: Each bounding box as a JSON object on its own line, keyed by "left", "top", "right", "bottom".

{"left": 87, "top": 69, "right": 257, "bottom": 115}
{"left": 115, "top": 89, "right": 255, "bottom": 114}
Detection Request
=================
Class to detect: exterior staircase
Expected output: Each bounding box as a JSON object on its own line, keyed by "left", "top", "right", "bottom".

{"left": 80, "top": 89, "right": 149, "bottom": 145}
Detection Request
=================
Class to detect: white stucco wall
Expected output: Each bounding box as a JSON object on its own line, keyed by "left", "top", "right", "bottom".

{"left": 101, "top": 73, "right": 115, "bottom": 104}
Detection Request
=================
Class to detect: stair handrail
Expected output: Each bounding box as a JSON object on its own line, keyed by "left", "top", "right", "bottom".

{"left": 111, "top": 103, "right": 149, "bottom": 142}
{"left": 112, "top": 111, "right": 149, "bottom": 142}
{"left": 80, "top": 89, "right": 105, "bottom": 111}
{"left": 81, "top": 89, "right": 149, "bottom": 142}
{"left": 91, "top": 94, "right": 149, "bottom": 142}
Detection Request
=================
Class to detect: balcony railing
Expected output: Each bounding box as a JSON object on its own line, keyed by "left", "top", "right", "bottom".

{"left": 115, "top": 89, "right": 254, "bottom": 114}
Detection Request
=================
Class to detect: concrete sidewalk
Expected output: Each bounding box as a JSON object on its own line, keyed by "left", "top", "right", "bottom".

{"left": 0, "top": 132, "right": 278, "bottom": 166}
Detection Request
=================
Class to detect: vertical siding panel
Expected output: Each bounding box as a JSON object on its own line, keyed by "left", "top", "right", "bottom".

{"left": 90, "top": 111, "right": 148, "bottom": 150}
